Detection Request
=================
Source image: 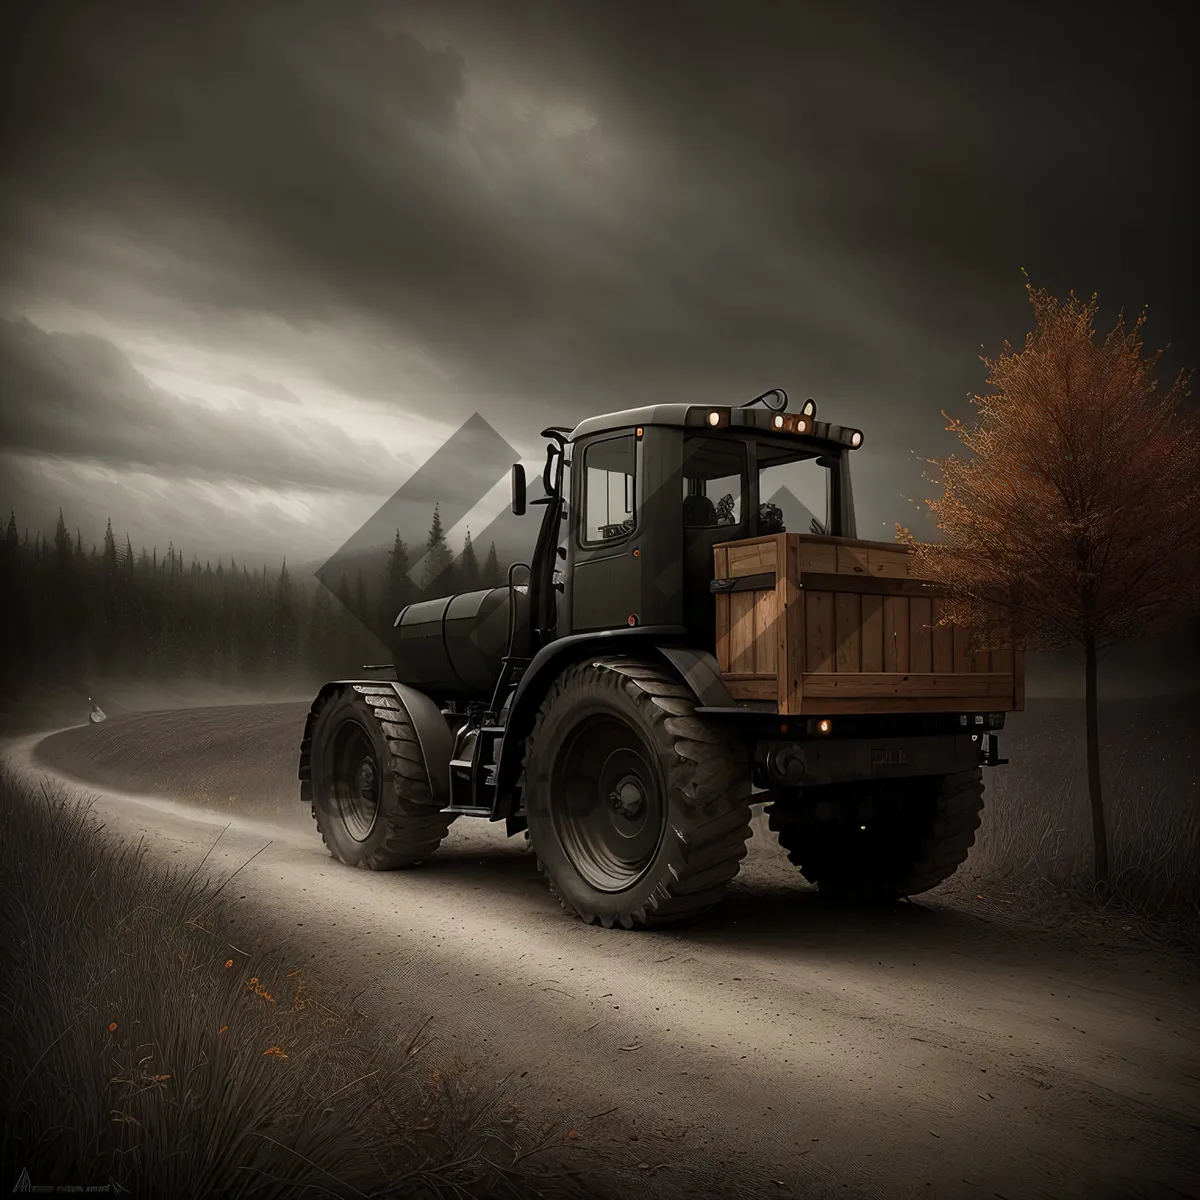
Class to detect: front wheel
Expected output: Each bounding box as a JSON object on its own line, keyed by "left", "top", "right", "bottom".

{"left": 523, "top": 657, "right": 753, "bottom": 929}
{"left": 305, "top": 684, "right": 454, "bottom": 869}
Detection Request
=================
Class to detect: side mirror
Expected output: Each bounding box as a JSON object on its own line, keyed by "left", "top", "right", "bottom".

{"left": 510, "top": 463, "right": 527, "bottom": 516}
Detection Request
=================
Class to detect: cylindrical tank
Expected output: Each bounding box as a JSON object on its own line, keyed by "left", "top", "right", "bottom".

{"left": 391, "top": 586, "right": 531, "bottom": 700}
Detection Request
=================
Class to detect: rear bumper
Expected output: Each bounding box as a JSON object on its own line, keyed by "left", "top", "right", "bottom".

{"left": 753, "top": 732, "right": 1000, "bottom": 788}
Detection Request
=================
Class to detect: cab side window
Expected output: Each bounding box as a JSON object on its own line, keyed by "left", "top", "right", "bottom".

{"left": 581, "top": 433, "right": 637, "bottom": 545}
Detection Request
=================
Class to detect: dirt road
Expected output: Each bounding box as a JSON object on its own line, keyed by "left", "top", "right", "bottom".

{"left": 10, "top": 703, "right": 1200, "bottom": 1199}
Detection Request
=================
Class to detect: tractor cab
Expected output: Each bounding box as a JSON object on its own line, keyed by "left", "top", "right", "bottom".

{"left": 515, "top": 389, "right": 864, "bottom": 656}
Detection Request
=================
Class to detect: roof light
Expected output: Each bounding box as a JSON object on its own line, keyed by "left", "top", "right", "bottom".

{"left": 773, "top": 414, "right": 785, "bottom": 429}
{"left": 849, "top": 430, "right": 863, "bottom": 447}
{"left": 708, "top": 411, "right": 721, "bottom": 426}
{"left": 796, "top": 418, "right": 808, "bottom": 432}
{"left": 802, "top": 398, "right": 817, "bottom": 417}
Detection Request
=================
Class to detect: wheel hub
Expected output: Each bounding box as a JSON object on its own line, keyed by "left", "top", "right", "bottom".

{"left": 355, "top": 757, "right": 377, "bottom": 802}
{"left": 329, "top": 720, "right": 381, "bottom": 842}
{"left": 610, "top": 774, "right": 645, "bottom": 819}
{"left": 551, "top": 716, "right": 667, "bottom": 893}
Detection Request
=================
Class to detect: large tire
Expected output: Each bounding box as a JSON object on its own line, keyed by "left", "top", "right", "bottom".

{"left": 523, "top": 656, "right": 752, "bottom": 929}
{"left": 768, "top": 768, "right": 985, "bottom": 900}
{"left": 305, "top": 684, "right": 454, "bottom": 869}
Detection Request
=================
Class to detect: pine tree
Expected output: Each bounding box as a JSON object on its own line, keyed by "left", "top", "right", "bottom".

{"left": 381, "top": 530, "right": 415, "bottom": 634}
{"left": 459, "top": 528, "right": 481, "bottom": 593}
{"left": 483, "top": 541, "right": 502, "bottom": 588}
{"left": 54, "top": 508, "right": 71, "bottom": 565}
{"left": 421, "top": 503, "right": 456, "bottom": 596}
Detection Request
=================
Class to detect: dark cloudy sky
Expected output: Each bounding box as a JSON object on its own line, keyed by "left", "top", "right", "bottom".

{"left": 1, "top": 0, "right": 1196, "bottom": 572}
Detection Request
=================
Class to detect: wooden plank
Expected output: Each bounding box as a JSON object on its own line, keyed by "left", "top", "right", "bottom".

{"left": 729, "top": 590, "right": 757, "bottom": 674}
{"left": 910, "top": 597, "right": 932, "bottom": 671}
{"left": 800, "top": 694, "right": 1018, "bottom": 715}
{"left": 972, "top": 649, "right": 991, "bottom": 673}
{"left": 836, "top": 543, "right": 870, "bottom": 576}
{"left": 799, "top": 573, "right": 949, "bottom": 598}
{"left": 714, "top": 592, "right": 731, "bottom": 673}
{"left": 883, "top": 596, "right": 910, "bottom": 672}
{"left": 792, "top": 533, "right": 912, "bottom": 553}
{"left": 931, "top": 599, "right": 954, "bottom": 672}
{"left": 834, "top": 591, "right": 861, "bottom": 672}
{"left": 952, "top": 623, "right": 973, "bottom": 674}
{"left": 754, "top": 587, "right": 778, "bottom": 677}
{"left": 713, "top": 545, "right": 730, "bottom": 580}
{"left": 1014, "top": 648, "right": 1026, "bottom": 712}
{"left": 795, "top": 538, "right": 838, "bottom": 573}
{"left": 726, "top": 537, "right": 778, "bottom": 578}
{"left": 781, "top": 535, "right": 805, "bottom": 715}
{"left": 725, "top": 677, "right": 779, "bottom": 700}
{"left": 866, "top": 547, "right": 911, "bottom": 578}
{"left": 861, "top": 593, "right": 884, "bottom": 672}
{"left": 801, "top": 672, "right": 1015, "bottom": 698}
{"left": 805, "top": 590, "right": 836, "bottom": 673}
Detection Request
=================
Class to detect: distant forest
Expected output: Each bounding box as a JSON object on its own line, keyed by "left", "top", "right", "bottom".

{"left": 0, "top": 504, "right": 505, "bottom": 692}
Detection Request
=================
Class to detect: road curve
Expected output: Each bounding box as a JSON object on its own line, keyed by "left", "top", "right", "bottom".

{"left": 10, "top": 702, "right": 1200, "bottom": 1200}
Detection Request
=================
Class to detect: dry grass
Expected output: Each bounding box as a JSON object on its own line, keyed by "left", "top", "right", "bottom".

{"left": 955, "top": 696, "right": 1200, "bottom": 953}
{"left": 0, "top": 766, "right": 623, "bottom": 1200}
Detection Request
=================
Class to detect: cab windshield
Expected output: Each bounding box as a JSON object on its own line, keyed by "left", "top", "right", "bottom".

{"left": 757, "top": 442, "right": 831, "bottom": 536}
{"left": 681, "top": 435, "right": 832, "bottom": 536}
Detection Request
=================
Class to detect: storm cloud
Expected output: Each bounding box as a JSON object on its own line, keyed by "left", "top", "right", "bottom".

{"left": 1, "top": 0, "right": 1195, "bottom": 563}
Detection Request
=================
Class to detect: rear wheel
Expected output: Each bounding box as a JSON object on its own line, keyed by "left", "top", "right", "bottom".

{"left": 305, "top": 684, "right": 454, "bottom": 869}
{"left": 768, "top": 768, "right": 984, "bottom": 901}
{"left": 524, "top": 657, "right": 752, "bottom": 929}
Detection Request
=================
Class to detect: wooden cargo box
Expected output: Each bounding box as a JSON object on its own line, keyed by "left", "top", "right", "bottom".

{"left": 712, "top": 533, "right": 1024, "bottom": 715}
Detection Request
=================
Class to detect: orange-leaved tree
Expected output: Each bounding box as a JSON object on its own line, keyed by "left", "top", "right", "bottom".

{"left": 898, "top": 279, "right": 1200, "bottom": 888}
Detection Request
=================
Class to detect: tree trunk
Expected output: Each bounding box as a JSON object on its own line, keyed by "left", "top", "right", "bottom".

{"left": 1083, "top": 629, "right": 1110, "bottom": 889}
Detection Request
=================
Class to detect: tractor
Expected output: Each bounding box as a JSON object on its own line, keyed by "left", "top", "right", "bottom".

{"left": 298, "top": 389, "right": 1019, "bottom": 928}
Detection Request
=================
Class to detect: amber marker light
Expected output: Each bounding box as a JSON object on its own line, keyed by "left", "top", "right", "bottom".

{"left": 818, "top": 719, "right": 832, "bottom": 734}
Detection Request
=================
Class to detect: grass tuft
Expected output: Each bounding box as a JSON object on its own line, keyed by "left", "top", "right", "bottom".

{"left": 0, "top": 765, "right": 618, "bottom": 1199}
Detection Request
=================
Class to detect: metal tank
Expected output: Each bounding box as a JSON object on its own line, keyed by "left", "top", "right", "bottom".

{"left": 391, "top": 585, "right": 531, "bottom": 700}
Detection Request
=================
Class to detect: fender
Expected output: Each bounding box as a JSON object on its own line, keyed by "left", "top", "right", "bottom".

{"left": 299, "top": 679, "right": 454, "bottom": 811}
{"left": 493, "top": 627, "right": 734, "bottom": 808}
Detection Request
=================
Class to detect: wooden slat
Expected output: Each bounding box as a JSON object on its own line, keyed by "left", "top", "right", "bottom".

{"left": 754, "top": 585, "right": 778, "bottom": 677}
{"left": 972, "top": 649, "right": 991, "bottom": 672}
{"left": 883, "top": 595, "right": 910, "bottom": 672}
{"left": 800, "top": 695, "right": 1017, "bottom": 715}
{"left": 725, "top": 677, "right": 779, "bottom": 700}
{"left": 952, "top": 624, "right": 973, "bottom": 674}
{"left": 729, "top": 590, "right": 757, "bottom": 674}
{"left": 801, "top": 672, "right": 1015, "bottom": 698}
{"left": 781, "top": 535, "right": 805, "bottom": 715}
{"left": 860, "top": 593, "right": 883, "bottom": 672}
{"left": 1014, "top": 648, "right": 1026, "bottom": 712}
{"left": 714, "top": 592, "right": 731, "bottom": 672}
{"left": 834, "top": 592, "right": 861, "bottom": 672}
{"left": 805, "top": 590, "right": 835, "bottom": 673}
{"left": 796, "top": 538, "right": 838, "bottom": 573}
{"left": 836, "top": 543, "right": 870, "bottom": 575}
{"left": 909, "top": 597, "right": 932, "bottom": 671}
{"left": 931, "top": 599, "right": 954, "bottom": 673}
{"left": 726, "top": 537, "right": 778, "bottom": 578}
{"left": 866, "top": 547, "right": 911, "bottom": 578}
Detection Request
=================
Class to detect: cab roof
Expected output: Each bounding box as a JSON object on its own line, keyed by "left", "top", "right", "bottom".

{"left": 565, "top": 403, "right": 864, "bottom": 451}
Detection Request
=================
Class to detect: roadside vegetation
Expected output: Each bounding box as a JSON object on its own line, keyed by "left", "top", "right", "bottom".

{"left": 0, "top": 764, "right": 620, "bottom": 1200}
{"left": 952, "top": 695, "right": 1200, "bottom": 954}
